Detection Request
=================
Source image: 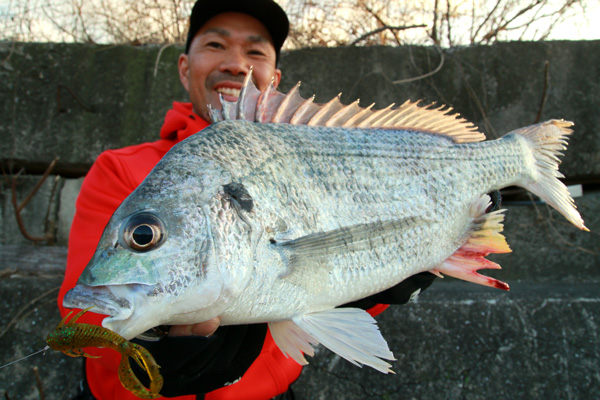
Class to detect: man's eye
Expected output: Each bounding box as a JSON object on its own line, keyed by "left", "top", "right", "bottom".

{"left": 206, "top": 42, "right": 224, "bottom": 49}
{"left": 248, "top": 49, "right": 266, "bottom": 56}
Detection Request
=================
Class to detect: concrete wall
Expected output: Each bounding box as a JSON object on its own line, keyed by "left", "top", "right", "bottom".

{"left": 0, "top": 41, "right": 598, "bottom": 399}
{"left": 1, "top": 41, "right": 599, "bottom": 175}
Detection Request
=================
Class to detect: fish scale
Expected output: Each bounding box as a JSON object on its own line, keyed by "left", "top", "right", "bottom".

{"left": 64, "top": 73, "right": 586, "bottom": 374}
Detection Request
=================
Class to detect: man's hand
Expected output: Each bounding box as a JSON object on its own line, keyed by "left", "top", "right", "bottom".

{"left": 131, "top": 317, "right": 267, "bottom": 396}
{"left": 168, "top": 317, "right": 221, "bottom": 337}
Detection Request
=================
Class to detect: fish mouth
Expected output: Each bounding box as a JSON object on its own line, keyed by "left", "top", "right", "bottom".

{"left": 64, "top": 283, "right": 163, "bottom": 339}
{"left": 63, "top": 284, "right": 134, "bottom": 321}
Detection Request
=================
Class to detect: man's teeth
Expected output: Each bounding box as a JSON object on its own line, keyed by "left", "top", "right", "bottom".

{"left": 217, "top": 88, "right": 240, "bottom": 98}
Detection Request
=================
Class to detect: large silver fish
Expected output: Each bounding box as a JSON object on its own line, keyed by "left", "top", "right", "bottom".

{"left": 65, "top": 73, "right": 587, "bottom": 373}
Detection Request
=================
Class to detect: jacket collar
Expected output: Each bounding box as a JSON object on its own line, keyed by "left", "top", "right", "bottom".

{"left": 160, "top": 102, "right": 210, "bottom": 142}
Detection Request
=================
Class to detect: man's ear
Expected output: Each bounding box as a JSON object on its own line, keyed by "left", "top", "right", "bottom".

{"left": 272, "top": 68, "right": 282, "bottom": 89}
{"left": 178, "top": 54, "right": 190, "bottom": 92}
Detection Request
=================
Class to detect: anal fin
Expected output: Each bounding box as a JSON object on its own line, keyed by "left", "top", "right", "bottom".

{"left": 270, "top": 308, "right": 395, "bottom": 374}
{"left": 431, "top": 195, "right": 512, "bottom": 290}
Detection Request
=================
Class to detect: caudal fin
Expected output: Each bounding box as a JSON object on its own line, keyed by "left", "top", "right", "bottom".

{"left": 513, "top": 120, "right": 587, "bottom": 231}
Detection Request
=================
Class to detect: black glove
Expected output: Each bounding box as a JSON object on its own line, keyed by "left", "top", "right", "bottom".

{"left": 488, "top": 190, "right": 502, "bottom": 212}
{"left": 130, "top": 324, "right": 267, "bottom": 397}
{"left": 341, "top": 271, "right": 437, "bottom": 310}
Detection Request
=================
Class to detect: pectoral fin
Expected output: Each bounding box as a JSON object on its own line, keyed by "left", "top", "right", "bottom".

{"left": 273, "top": 217, "right": 428, "bottom": 290}
{"left": 269, "top": 308, "right": 395, "bottom": 374}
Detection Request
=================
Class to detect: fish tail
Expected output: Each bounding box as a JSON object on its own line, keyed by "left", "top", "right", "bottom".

{"left": 514, "top": 120, "right": 587, "bottom": 231}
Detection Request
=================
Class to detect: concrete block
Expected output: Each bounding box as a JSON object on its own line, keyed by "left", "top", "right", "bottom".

{"left": 0, "top": 273, "right": 80, "bottom": 400}
{"left": 1, "top": 42, "right": 599, "bottom": 178}
{"left": 0, "top": 175, "right": 62, "bottom": 245}
{"left": 487, "top": 191, "right": 599, "bottom": 283}
{"left": 56, "top": 177, "right": 84, "bottom": 246}
{"left": 0, "top": 42, "right": 188, "bottom": 167}
{"left": 0, "top": 245, "right": 68, "bottom": 273}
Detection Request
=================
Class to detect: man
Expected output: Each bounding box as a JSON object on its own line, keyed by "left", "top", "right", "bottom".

{"left": 58, "top": 1, "right": 436, "bottom": 399}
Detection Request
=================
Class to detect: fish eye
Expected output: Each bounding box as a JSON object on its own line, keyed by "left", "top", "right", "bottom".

{"left": 121, "top": 212, "right": 166, "bottom": 252}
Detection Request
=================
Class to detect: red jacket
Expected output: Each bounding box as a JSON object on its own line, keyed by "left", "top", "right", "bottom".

{"left": 58, "top": 102, "right": 388, "bottom": 399}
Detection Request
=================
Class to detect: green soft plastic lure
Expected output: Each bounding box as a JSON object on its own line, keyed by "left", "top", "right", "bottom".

{"left": 47, "top": 307, "right": 163, "bottom": 399}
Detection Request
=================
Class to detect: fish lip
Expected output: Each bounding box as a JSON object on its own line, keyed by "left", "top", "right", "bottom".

{"left": 63, "top": 284, "right": 133, "bottom": 320}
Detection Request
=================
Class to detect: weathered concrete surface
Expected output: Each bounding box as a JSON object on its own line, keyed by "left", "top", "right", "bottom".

{"left": 486, "top": 192, "right": 599, "bottom": 282}
{"left": 0, "top": 175, "right": 64, "bottom": 246}
{"left": 1, "top": 41, "right": 599, "bottom": 177}
{"left": 0, "top": 43, "right": 187, "bottom": 172}
{"left": 294, "top": 282, "right": 600, "bottom": 400}
{"left": 0, "top": 41, "right": 599, "bottom": 399}
{"left": 0, "top": 271, "right": 81, "bottom": 400}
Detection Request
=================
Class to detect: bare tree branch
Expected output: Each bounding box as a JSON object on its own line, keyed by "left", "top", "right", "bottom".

{"left": 0, "top": 0, "right": 592, "bottom": 47}
{"left": 350, "top": 24, "right": 428, "bottom": 46}
{"left": 392, "top": 45, "right": 445, "bottom": 84}
{"left": 432, "top": 0, "right": 440, "bottom": 45}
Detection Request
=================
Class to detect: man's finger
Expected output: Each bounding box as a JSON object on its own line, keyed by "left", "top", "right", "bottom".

{"left": 169, "top": 317, "right": 221, "bottom": 337}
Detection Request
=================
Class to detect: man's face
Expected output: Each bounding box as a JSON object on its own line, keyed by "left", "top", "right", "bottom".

{"left": 179, "top": 12, "right": 282, "bottom": 121}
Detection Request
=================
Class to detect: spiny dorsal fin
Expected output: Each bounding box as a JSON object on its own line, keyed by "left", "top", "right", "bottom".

{"left": 273, "top": 82, "right": 304, "bottom": 123}
{"left": 209, "top": 70, "right": 485, "bottom": 143}
{"left": 237, "top": 69, "right": 262, "bottom": 121}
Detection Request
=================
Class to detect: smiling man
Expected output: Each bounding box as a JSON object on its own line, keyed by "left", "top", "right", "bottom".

{"left": 179, "top": 10, "right": 283, "bottom": 121}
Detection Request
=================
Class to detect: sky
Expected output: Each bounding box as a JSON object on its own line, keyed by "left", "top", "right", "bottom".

{"left": 539, "top": 1, "right": 600, "bottom": 41}
{"left": 1, "top": 0, "right": 599, "bottom": 43}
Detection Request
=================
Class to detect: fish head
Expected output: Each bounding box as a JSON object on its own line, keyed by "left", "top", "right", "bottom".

{"left": 64, "top": 145, "right": 249, "bottom": 339}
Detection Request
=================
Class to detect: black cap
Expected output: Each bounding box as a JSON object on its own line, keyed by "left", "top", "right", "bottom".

{"left": 185, "top": 0, "right": 289, "bottom": 62}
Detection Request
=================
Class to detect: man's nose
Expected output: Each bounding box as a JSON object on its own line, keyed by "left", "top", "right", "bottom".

{"left": 220, "top": 49, "right": 250, "bottom": 76}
